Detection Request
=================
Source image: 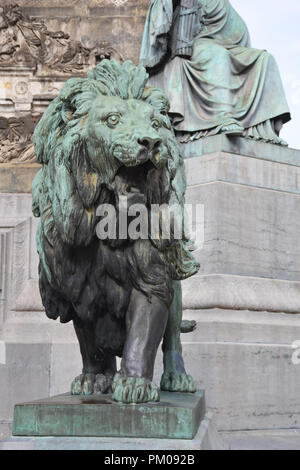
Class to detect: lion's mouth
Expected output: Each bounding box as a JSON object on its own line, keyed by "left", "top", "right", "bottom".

{"left": 115, "top": 160, "right": 156, "bottom": 196}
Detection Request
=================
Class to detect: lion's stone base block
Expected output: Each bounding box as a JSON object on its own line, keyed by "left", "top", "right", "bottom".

{"left": 0, "top": 163, "right": 41, "bottom": 193}
{"left": 2, "top": 410, "right": 227, "bottom": 450}
{"left": 12, "top": 391, "right": 206, "bottom": 441}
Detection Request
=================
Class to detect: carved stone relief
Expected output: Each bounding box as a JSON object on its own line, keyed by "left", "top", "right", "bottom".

{"left": 0, "top": 4, "right": 123, "bottom": 72}
{"left": 0, "top": 114, "right": 39, "bottom": 163}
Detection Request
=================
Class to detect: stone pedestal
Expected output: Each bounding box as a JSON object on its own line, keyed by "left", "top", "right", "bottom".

{"left": 182, "top": 135, "right": 300, "bottom": 312}
{"left": 174, "top": 136, "right": 300, "bottom": 430}
{"left": 1, "top": 390, "right": 228, "bottom": 450}
{"left": 1, "top": 412, "right": 228, "bottom": 450}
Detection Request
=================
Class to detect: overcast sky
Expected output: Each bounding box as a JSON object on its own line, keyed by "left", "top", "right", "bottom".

{"left": 230, "top": 0, "right": 300, "bottom": 148}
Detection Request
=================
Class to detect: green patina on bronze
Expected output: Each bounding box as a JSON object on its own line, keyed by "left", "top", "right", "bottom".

{"left": 140, "top": 0, "right": 291, "bottom": 145}
{"left": 12, "top": 391, "right": 205, "bottom": 439}
{"left": 31, "top": 59, "right": 199, "bottom": 407}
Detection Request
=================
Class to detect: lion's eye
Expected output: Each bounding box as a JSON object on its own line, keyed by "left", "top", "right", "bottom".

{"left": 106, "top": 114, "right": 120, "bottom": 128}
{"left": 151, "top": 119, "right": 162, "bottom": 130}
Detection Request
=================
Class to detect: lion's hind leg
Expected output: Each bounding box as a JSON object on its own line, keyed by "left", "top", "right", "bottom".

{"left": 161, "top": 281, "right": 197, "bottom": 393}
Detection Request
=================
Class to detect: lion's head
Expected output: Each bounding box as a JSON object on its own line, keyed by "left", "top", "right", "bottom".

{"left": 32, "top": 60, "right": 199, "bottom": 283}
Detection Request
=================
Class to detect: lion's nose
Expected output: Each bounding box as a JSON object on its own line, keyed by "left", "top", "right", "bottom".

{"left": 138, "top": 137, "right": 162, "bottom": 152}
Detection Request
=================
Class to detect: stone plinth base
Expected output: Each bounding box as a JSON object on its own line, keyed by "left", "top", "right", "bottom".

{"left": 12, "top": 391, "right": 205, "bottom": 440}
{"left": 1, "top": 412, "right": 227, "bottom": 450}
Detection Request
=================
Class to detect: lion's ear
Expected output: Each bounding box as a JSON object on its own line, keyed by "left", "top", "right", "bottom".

{"left": 71, "top": 139, "right": 101, "bottom": 208}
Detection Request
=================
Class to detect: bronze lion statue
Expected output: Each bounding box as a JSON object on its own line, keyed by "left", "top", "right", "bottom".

{"left": 32, "top": 59, "right": 199, "bottom": 404}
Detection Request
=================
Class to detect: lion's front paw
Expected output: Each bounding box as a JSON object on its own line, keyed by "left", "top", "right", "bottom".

{"left": 93, "top": 373, "right": 114, "bottom": 394}
{"left": 71, "top": 373, "right": 96, "bottom": 395}
{"left": 112, "top": 373, "right": 160, "bottom": 404}
{"left": 160, "top": 372, "right": 196, "bottom": 393}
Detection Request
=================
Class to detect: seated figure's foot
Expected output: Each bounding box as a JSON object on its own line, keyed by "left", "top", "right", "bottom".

{"left": 112, "top": 372, "right": 160, "bottom": 404}
{"left": 244, "top": 118, "right": 289, "bottom": 146}
{"left": 161, "top": 371, "right": 196, "bottom": 393}
{"left": 276, "top": 137, "right": 288, "bottom": 147}
{"left": 220, "top": 122, "right": 244, "bottom": 136}
{"left": 94, "top": 373, "right": 114, "bottom": 394}
{"left": 71, "top": 373, "right": 96, "bottom": 395}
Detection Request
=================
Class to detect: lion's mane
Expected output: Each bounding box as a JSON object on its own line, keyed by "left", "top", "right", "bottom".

{"left": 32, "top": 60, "right": 199, "bottom": 354}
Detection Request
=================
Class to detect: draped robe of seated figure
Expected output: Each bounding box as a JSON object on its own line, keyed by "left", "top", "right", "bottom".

{"left": 140, "top": 0, "right": 291, "bottom": 145}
